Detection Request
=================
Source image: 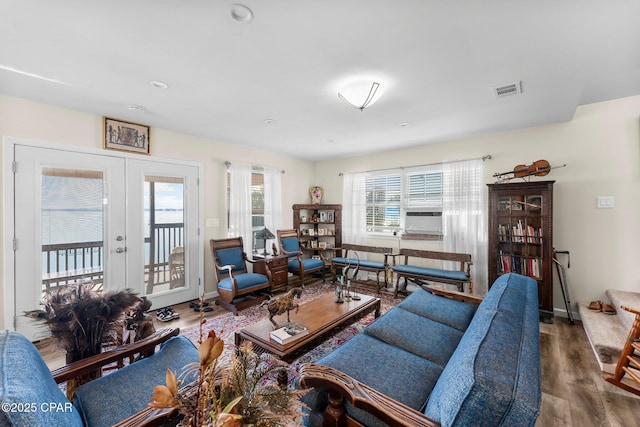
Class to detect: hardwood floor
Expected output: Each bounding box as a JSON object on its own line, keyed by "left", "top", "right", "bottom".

{"left": 38, "top": 300, "right": 640, "bottom": 426}
{"left": 537, "top": 317, "right": 640, "bottom": 427}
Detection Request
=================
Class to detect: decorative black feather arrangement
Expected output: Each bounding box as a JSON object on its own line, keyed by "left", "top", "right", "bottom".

{"left": 29, "top": 283, "right": 141, "bottom": 362}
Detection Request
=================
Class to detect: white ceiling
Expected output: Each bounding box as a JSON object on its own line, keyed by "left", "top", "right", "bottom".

{"left": 1, "top": 1, "right": 639, "bottom": 161}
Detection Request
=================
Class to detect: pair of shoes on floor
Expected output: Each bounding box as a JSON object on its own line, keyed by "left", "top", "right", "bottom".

{"left": 156, "top": 307, "right": 180, "bottom": 322}
{"left": 588, "top": 300, "right": 617, "bottom": 315}
{"left": 189, "top": 301, "right": 213, "bottom": 312}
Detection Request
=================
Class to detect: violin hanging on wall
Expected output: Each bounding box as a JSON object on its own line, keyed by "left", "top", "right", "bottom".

{"left": 493, "top": 159, "right": 566, "bottom": 183}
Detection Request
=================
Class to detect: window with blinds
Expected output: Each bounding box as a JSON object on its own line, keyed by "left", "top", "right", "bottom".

{"left": 365, "top": 173, "right": 401, "bottom": 232}
{"left": 364, "top": 166, "right": 443, "bottom": 234}
{"left": 406, "top": 171, "right": 443, "bottom": 208}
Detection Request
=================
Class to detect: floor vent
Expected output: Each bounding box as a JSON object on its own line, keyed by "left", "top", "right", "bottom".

{"left": 492, "top": 81, "right": 522, "bottom": 99}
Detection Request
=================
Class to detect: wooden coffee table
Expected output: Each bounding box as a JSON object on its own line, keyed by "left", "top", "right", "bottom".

{"left": 235, "top": 293, "right": 381, "bottom": 363}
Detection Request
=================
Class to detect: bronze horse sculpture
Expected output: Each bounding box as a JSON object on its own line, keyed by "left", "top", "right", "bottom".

{"left": 261, "top": 287, "right": 303, "bottom": 328}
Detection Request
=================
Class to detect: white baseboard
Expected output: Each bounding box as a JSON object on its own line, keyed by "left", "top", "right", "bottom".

{"left": 553, "top": 307, "right": 581, "bottom": 321}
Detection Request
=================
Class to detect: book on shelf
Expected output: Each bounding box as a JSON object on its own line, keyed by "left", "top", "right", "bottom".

{"left": 269, "top": 323, "right": 308, "bottom": 345}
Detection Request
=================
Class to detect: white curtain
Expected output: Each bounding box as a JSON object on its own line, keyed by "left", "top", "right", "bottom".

{"left": 228, "top": 164, "right": 253, "bottom": 251}
{"left": 341, "top": 172, "right": 367, "bottom": 245}
{"left": 264, "top": 167, "right": 283, "bottom": 251}
{"left": 443, "top": 159, "right": 488, "bottom": 295}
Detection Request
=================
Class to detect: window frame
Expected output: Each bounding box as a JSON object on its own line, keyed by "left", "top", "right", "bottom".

{"left": 364, "top": 165, "right": 444, "bottom": 236}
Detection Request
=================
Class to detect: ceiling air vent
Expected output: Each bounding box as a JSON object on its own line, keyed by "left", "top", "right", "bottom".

{"left": 492, "top": 81, "right": 522, "bottom": 99}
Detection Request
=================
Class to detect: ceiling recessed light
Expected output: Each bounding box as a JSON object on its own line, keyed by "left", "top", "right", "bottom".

{"left": 399, "top": 122, "right": 410, "bottom": 127}
{"left": 229, "top": 4, "right": 253, "bottom": 23}
{"left": 128, "top": 105, "right": 146, "bottom": 113}
{"left": 149, "top": 80, "right": 169, "bottom": 89}
{"left": 264, "top": 119, "right": 275, "bottom": 124}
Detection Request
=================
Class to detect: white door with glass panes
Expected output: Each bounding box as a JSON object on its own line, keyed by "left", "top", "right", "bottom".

{"left": 8, "top": 141, "right": 202, "bottom": 341}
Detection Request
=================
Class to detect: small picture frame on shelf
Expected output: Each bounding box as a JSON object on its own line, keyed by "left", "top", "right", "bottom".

{"left": 302, "top": 228, "right": 309, "bottom": 236}
{"left": 319, "top": 241, "right": 327, "bottom": 249}
{"left": 312, "top": 255, "right": 321, "bottom": 260}
{"left": 317, "top": 228, "right": 326, "bottom": 236}
{"left": 320, "top": 212, "right": 327, "bottom": 222}
{"left": 308, "top": 229, "right": 315, "bottom": 236}
{"left": 301, "top": 215, "right": 307, "bottom": 222}
{"left": 311, "top": 240, "right": 318, "bottom": 248}
{"left": 328, "top": 212, "right": 334, "bottom": 222}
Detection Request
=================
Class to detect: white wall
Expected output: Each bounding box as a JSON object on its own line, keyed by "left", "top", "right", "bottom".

{"left": 2, "top": 94, "right": 639, "bottom": 326}
{"left": 0, "top": 95, "right": 315, "bottom": 330}
{"left": 315, "top": 95, "right": 640, "bottom": 316}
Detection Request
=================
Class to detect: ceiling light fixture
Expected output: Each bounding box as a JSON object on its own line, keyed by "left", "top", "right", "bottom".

{"left": 338, "top": 80, "right": 383, "bottom": 111}
{"left": 229, "top": 4, "right": 253, "bottom": 23}
{"left": 150, "top": 80, "right": 169, "bottom": 89}
{"left": 128, "top": 104, "right": 146, "bottom": 113}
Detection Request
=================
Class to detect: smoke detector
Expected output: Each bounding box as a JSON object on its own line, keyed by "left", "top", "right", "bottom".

{"left": 492, "top": 81, "right": 522, "bottom": 99}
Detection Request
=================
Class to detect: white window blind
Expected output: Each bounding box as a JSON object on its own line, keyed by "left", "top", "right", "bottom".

{"left": 365, "top": 172, "right": 401, "bottom": 232}
{"left": 405, "top": 169, "right": 443, "bottom": 208}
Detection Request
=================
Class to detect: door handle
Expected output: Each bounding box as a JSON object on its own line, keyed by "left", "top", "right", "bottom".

{"left": 116, "top": 247, "right": 126, "bottom": 253}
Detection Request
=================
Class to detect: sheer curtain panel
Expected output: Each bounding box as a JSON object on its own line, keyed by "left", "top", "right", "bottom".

{"left": 264, "top": 167, "right": 283, "bottom": 234}
{"left": 442, "top": 159, "right": 488, "bottom": 294}
{"left": 228, "top": 164, "right": 254, "bottom": 251}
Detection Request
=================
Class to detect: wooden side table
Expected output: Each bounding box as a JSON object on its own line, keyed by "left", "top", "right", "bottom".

{"left": 254, "top": 255, "right": 289, "bottom": 291}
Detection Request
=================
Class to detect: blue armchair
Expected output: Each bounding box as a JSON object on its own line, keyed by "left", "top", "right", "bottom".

{"left": 0, "top": 328, "right": 198, "bottom": 427}
{"left": 277, "top": 229, "right": 326, "bottom": 287}
{"left": 210, "top": 237, "right": 272, "bottom": 315}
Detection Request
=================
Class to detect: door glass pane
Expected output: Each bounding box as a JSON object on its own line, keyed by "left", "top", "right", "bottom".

{"left": 144, "top": 176, "right": 185, "bottom": 294}
{"left": 41, "top": 168, "right": 104, "bottom": 297}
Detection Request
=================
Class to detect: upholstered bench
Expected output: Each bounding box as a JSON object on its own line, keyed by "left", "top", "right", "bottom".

{"left": 391, "top": 248, "right": 472, "bottom": 295}
{"left": 330, "top": 244, "right": 393, "bottom": 291}
{"left": 299, "top": 273, "right": 541, "bottom": 427}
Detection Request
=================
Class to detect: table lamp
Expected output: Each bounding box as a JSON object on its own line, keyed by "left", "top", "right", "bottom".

{"left": 255, "top": 227, "right": 275, "bottom": 256}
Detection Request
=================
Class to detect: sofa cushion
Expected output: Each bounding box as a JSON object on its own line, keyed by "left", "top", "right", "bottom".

{"left": 288, "top": 257, "right": 324, "bottom": 272}
{"left": 397, "top": 287, "right": 477, "bottom": 332}
{"left": 424, "top": 273, "right": 541, "bottom": 427}
{"left": 331, "top": 257, "right": 385, "bottom": 270}
{"left": 0, "top": 331, "right": 84, "bottom": 427}
{"left": 73, "top": 335, "right": 198, "bottom": 427}
{"left": 217, "top": 273, "right": 269, "bottom": 291}
{"left": 315, "top": 333, "right": 443, "bottom": 412}
{"left": 364, "top": 306, "right": 464, "bottom": 367}
{"left": 392, "top": 265, "right": 469, "bottom": 282}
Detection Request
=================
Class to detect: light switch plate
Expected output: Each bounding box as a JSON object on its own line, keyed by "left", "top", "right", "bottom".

{"left": 597, "top": 196, "right": 614, "bottom": 208}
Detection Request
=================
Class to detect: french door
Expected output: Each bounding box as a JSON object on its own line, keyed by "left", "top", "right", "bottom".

{"left": 8, "top": 142, "right": 201, "bottom": 340}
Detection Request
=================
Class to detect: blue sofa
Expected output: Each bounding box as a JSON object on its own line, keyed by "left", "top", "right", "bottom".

{"left": 299, "top": 273, "right": 541, "bottom": 427}
{"left": 0, "top": 328, "right": 198, "bottom": 427}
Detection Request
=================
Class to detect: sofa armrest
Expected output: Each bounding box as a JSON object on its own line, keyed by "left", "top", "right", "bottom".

{"left": 421, "top": 284, "right": 484, "bottom": 305}
{"left": 299, "top": 363, "right": 441, "bottom": 427}
{"left": 51, "top": 328, "right": 180, "bottom": 384}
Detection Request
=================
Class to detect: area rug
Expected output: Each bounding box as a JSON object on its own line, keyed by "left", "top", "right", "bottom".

{"left": 180, "top": 280, "right": 404, "bottom": 374}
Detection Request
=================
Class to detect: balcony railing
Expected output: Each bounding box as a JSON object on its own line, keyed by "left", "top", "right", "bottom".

{"left": 41, "top": 222, "right": 184, "bottom": 294}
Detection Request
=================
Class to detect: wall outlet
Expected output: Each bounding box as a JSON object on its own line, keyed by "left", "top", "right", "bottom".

{"left": 597, "top": 196, "right": 614, "bottom": 209}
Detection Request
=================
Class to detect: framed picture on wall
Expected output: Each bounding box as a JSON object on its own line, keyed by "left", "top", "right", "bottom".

{"left": 103, "top": 117, "right": 151, "bottom": 155}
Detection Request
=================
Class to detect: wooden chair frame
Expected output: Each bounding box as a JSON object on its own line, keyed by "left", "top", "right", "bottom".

{"left": 210, "top": 237, "right": 271, "bottom": 315}
{"left": 50, "top": 328, "right": 182, "bottom": 427}
{"left": 604, "top": 305, "right": 640, "bottom": 396}
{"left": 277, "top": 229, "right": 327, "bottom": 287}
